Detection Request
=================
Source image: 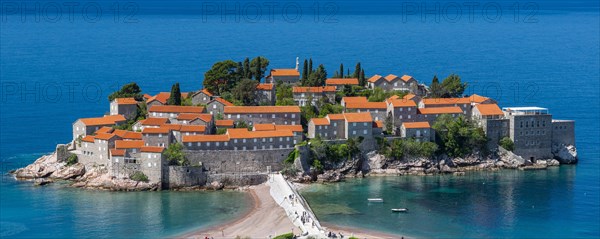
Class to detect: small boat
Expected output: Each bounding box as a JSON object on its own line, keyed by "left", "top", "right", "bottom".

{"left": 368, "top": 198, "right": 384, "bottom": 202}
{"left": 391, "top": 208, "right": 408, "bottom": 212}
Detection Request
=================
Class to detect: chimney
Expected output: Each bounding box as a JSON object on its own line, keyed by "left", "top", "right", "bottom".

{"left": 295, "top": 57, "right": 299, "bottom": 70}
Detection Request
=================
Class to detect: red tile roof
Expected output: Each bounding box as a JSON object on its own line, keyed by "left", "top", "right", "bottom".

{"left": 342, "top": 97, "right": 368, "bottom": 104}
{"left": 224, "top": 106, "right": 301, "bottom": 114}
{"left": 148, "top": 105, "right": 205, "bottom": 114}
{"left": 275, "top": 125, "right": 303, "bottom": 132}
{"left": 115, "top": 140, "right": 144, "bottom": 149}
{"left": 142, "top": 127, "right": 170, "bottom": 134}
{"left": 311, "top": 118, "right": 330, "bottom": 126}
{"left": 113, "top": 130, "right": 143, "bottom": 140}
{"left": 79, "top": 115, "right": 126, "bottom": 126}
{"left": 177, "top": 113, "right": 213, "bottom": 123}
{"left": 346, "top": 102, "right": 388, "bottom": 109}
{"left": 403, "top": 93, "right": 417, "bottom": 100}
{"left": 403, "top": 121, "right": 431, "bottom": 129}
{"left": 140, "top": 118, "right": 169, "bottom": 126}
{"left": 183, "top": 134, "right": 230, "bottom": 142}
{"left": 161, "top": 124, "right": 182, "bottom": 131}
{"left": 418, "top": 107, "right": 463, "bottom": 115}
{"left": 475, "top": 104, "right": 504, "bottom": 116}
{"left": 470, "top": 94, "right": 491, "bottom": 103}
{"left": 422, "top": 98, "right": 472, "bottom": 106}
{"left": 373, "top": 121, "right": 384, "bottom": 128}
{"left": 212, "top": 97, "right": 234, "bottom": 106}
{"left": 292, "top": 86, "right": 336, "bottom": 93}
{"left": 215, "top": 120, "right": 234, "bottom": 127}
{"left": 141, "top": 146, "right": 165, "bottom": 153}
{"left": 344, "top": 112, "right": 373, "bottom": 123}
{"left": 326, "top": 78, "right": 359, "bottom": 85}
{"left": 146, "top": 92, "right": 189, "bottom": 104}
{"left": 95, "top": 133, "right": 118, "bottom": 140}
{"left": 179, "top": 125, "right": 206, "bottom": 132}
{"left": 384, "top": 74, "right": 399, "bottom": 82}
{"left": 270, "top": 69, "right": 300, "bottom": 77}
{"left": 200, "top": 89, "right": 214, "bottom": 97}
{"left": 110, "top": 149, "right": 125, "bottom": 156}
{"left": 81, "top": 135, "right": 95, "bottom": 143}
{"left": 256, "top": 83, "right": 274, "bottom": 91}
{"left": 253, "top": 124, "right": 276, "bottom": 131}
{"left": 95, "top": 126, "right": 114, "bottom": 134}
{"left": 114, "top": 98, "right": 138, "bottom": 105}
{"left": 389, "top": 99, "right": 417, "bottom": 108}
{"left": 327, "top": 114, "right": 346, "bottom": 121}
{"left": 400, "top": 75, "right": 415, "bottom": 82}
{"left": 367, "top": 75, "right": 384, "bottom": 83}
{"left": 227, "top": 128, "right": 294, "bottom": 139}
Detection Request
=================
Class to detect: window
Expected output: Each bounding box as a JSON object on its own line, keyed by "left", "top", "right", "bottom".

{"left": 272, "top": 114, "right": 276, "bottom": 118}
{"left": 253, "top": 146, "right": 257, "bottom": 150}
{"left": 243, "top": 146, "right": 246, "bottom": 150}
{"left": 333, "top": 122, "right": 337, "bottom": 127}
{"left": 159, "top": 133, "right": 162, "bottom": 138}
{"left": 279, "top": 138, "right": 282, "bottom": 142}
{"left": 115, "top": 158, "right": 119, "bottom": 163}
{"left": 352, "top": 130, "right": 356, "bottom": 135}
{"left": 213, "top": 105, "right": 216, "bottom": 109}
{"left": 286, "top": 137, "right": 290, "bottom": 141}
{"left": 243, "top": 139, "right": 246, "bottom": 143}
{"left": 216, "top": 142, "right": 220, "bottom": 146}
{"left": 262, "top": 138, "right": 266, "bottom": 142}
{"left": 148, "top": 154, "right": 151, "bottom": 159}
{"left": 363, "top": 130, "right": 367, "bottom": 134}
{"left": 234, "top": 139, "right": 238, "bottom": 143}
{"left": 227, "top": 114, "right": 231, "bottom": 119}
{"left": 353, "top": 123, "right": 356, "bottom": 127}
{"left": 394, "top": 82, "right": 397, "bottom": 86}
{"left": 363, "top": 122, "right": 367, "bottom": 126}
{"left": 207, "top": 142, "right": 210, "bottom": 146}
{"left": 408, "top": 115, "right": 411, "bottom": 119}
{"left": 188, "top": 142, "right": 192, "bottom": 147}
{"left": 197, "top": 142, "right": 201, "bottom": 146}
{"left": 334, "top": 131, "right": 337, "bottom": 135}
{"left": 400, "top": 108, "right": 403, "bottom": 112}
{"left": 408, "top": 108, "right": 411, "bottom": 111}
{"left": 325, "top": 133, "right": 328, "bottom": 137}
{"left": 254, "top": 138, "right": 257, "bottom": 142}
{"left": 319, "top": 126, "right": 322, "bottom": 129}
{"left": 224, "top": 142, "right": 228, "bottom": 146}
{"left": 237, "top": 114, "right": 240, "bottom": 119}
{"left": 269, "top": 138, "right": 273, "bottom": 142}
{"left": 291, "top": 114, "right": 295, "bottom": 118}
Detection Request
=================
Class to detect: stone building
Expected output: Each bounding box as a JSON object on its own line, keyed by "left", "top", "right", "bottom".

{"left": 292, "top": 86, "right": 336, "bottom": 106}
{"left": 419, "top": 97, "right": 472, "bottom": 116}
{"left": 400, "top": 121, "right": 433, "bottom": 142}
{"left": 503, "top": 107, "right": 553, "bottom": 161}
{"left": 142, "top": 127, "right": 172, "bottom": 147}
{"left": 472, "top": 103, "right": 508, "bottom": 147}
{"left": 386, "top": 98, "right": 418, "bottom": 132}
{"left": 132, "top": 118, "right": 169, "bottom": 131}
{"left": 72, "top": 115, "right": 126, "bottom": 141}
{"left": 551, "top": 120, "right": 575, "bottom": 146}
{"left": 344, "top": 112, "right": 374, "bottom": 139}
{"left": 215, "top": 120, "right": 234, "bottom": 130}
{"left": 256, "top": 83, "right": 276, "bottom": 105}
{"left": 266, "top": 69, "right": 300, "bottom": 84}
{"left": 182, "top": 128, "right": 295, "bottom": 151}
{"left": 341, "top": 96, "right": 368, "bottom": 108}
{"left": 114, "top": 140, "right": 145, "bottom": 159}
{"left": 148, "top": 105, "right": 205, "bottom": 119}
{"left": 367, "top": 74, "right": 418, "bottom": 92}
{"left": 139, "top": 146, "right": 166, "bottom": 184}
{"left": 191, "top": 89, "right": 214, "bottom": 105}
{"left": 325, "top": 78, "right": 359, "bottom": 90}
{"left": 307, "top": 112, "right": 374, "bottom": 140}
{"left": 345, "top": 101, "right": 388, "bottom": 122}
{"left": 224, "top": 106, "right": 301, "bottom": 126}
{"left": 206, "top": 97, "right": 233, "bottom": 116}
{"left": 110, "top": 98, "right": 139, "bottom": 120}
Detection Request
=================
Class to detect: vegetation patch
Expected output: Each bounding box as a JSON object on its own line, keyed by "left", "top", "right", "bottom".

{"left": 130, "top": 171, "right": 149, "bottom": 182}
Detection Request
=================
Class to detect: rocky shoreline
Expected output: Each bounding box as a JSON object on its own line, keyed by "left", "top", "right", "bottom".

{"left": 289, "top": 144, "right": 578, "bottom": 183}
{"left": 10, "top": 144, "right": 577, "bottom": 190}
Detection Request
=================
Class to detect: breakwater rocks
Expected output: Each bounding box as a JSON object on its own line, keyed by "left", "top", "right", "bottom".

{"left": 12, "top": 152, "right": 159, "bottom": 191}
{"left": 291, "top": 144, "right": 577, "bottom": 183}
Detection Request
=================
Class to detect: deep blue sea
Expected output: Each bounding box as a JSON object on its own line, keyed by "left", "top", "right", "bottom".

{"left": 1, "top": 1, "right": 599, "bottom": 238}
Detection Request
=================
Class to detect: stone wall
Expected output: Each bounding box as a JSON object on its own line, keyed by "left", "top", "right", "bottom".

{"left": 551, "top": 120, "right": 575, "bottom": 146}
{"left": 206, "top": 173, "right": 267, "bottom": 187}
{"left": 184, "top": 148, "right": 295, "bottom": 173}
{"left": 163, "top": 166, "right": 206, "bottom": 189}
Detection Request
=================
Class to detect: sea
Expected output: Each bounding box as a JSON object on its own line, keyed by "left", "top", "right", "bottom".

{"left": 1, "top": 0, "right": 598, "bottom": 238}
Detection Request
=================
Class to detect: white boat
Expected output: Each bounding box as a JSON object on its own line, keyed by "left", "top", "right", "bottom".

{"left": 391, "top": 208, "right": 408, "bottom": 212}
{"left": 367, "top": 198, "right": 384, "bottom": 202}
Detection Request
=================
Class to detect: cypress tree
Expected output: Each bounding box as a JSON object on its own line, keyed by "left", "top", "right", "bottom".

{"left": 339, "top": 63, "right": 344, "bottom": 78}
{"left": 302, "top": 59, "right": 308, "bottom": 85}
{"left": 430, "top": 75, "right": 441, "bottom": 97}
{"left": 243, "top": 57, "right": 251, "bottom": 79}
{"left": 255, "top": 57, "right": 263, "bottom": 81}
{"left": 167, "top": 83, "right": 182, "bottom": 105}
{"left": 354, "top": 62, "right": 361, "bottom": 78}
{"left": 360, "top": 69, "right": 366, "bottom": 86}
{"left": 308, "top": 58, "right": 313, "bottom": 75}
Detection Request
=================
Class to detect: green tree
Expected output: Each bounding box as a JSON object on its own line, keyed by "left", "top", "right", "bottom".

{"left": 108, "top": 82, "right": 143, "bottom": 101}
{"left": 309, "top": 64, "right": 327, "bottom": 86}
{"left": 429, "top": 75, "right": 443, "bottom": 98}
{"left": 232, "top": 79, "right": 258, "bottom": 106}
{"left": 500, "top": 137, "right": 515, "bottom": 151}
{"left": 339, "top": 63, "right": 344, "bottom": 78}
{"left": 164, "top": 143, "right": 189, "bottom": 166}
{"left": 275, "top": 81, "right": 295, "bottom": 105}
{"left": 203, "top": 60, "right": 239, "bottom": 95}
{"left": 301, "top": 59, "right": 308, "bottom": 85}
{"left": 353, "top": 62, "right": 361, "bottom": 78}
{"left": 432, "top": 115, "right": 487, "bottom": 157}
{"left": 243, "top": 57, "right": 252, "bottom": 79}
{"left": 250, "top": 56, "right": 269, "bottom": 81}
{"left": 167, "top": 83, "right": 182, "bottom": 105}
{"left": 359, "top": 69, "right": 366, "bottom": 86}
{"left": 308, "top": 58, "right": 313, "bottom": 75}
{"left": 440, "top": 74, "right": 467, "bottom": 98}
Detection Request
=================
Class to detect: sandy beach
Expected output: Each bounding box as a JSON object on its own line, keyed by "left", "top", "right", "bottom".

{"left": 176, "top": 182, "right": 406, "bottom": 239}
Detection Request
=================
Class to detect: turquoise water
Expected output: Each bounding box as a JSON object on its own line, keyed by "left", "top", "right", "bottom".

{"left": 1, "top": 1, "right": 599, "bottom": 238}
{"left": 302, "top": 168, "right": 599, "bottom": 238}
{"left": 1, "top": 154, "right": 252, "bottom": 238}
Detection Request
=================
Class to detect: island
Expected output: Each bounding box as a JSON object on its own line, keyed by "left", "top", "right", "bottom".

{"left": 11, "top": 56, "right": 578, "bottom": 237}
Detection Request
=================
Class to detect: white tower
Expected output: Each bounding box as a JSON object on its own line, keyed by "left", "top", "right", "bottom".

{"left": 295, "top": 57, "right": 299, "bottom": 70}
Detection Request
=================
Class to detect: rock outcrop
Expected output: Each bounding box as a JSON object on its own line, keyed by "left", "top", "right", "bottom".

{"left": 552, "top": 144, "right": 578, "bottom": 164}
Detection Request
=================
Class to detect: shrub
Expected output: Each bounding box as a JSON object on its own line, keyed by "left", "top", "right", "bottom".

{"left": 273, "top": 232, "right": 294, "bottom": 239}
{"left": 500, "top": 137, "right": 515, "bottom": 151}
{"left": 66, "top": 154, "right": 78, "bottom": 166}
{"left": 285, "top": 149, "right": 299, "bottom": 164}
{"left": 130, "top": 171, "right": 149, "bottom": 182}
{"left": 165, "top": 143, "right": 189, "bottom": 166}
